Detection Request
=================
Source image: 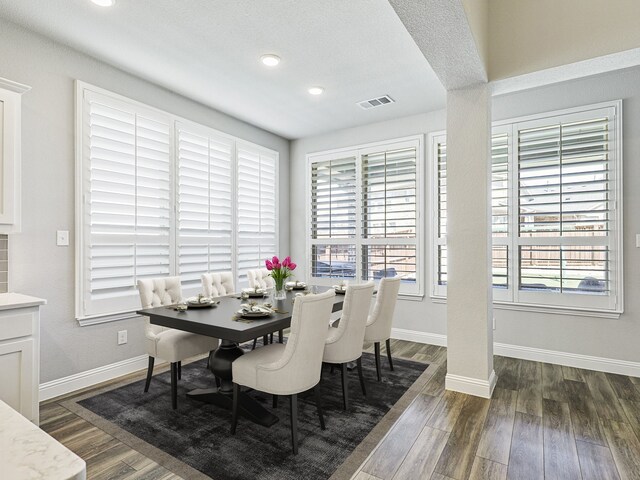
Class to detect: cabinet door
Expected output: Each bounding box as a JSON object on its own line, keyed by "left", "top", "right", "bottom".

{"left": 0, "top": 338, "right": 34, "bottom": 421}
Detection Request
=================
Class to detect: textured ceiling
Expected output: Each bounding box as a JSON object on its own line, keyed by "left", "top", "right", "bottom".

{"left": 0, "top": 0, "right": 446, "bottom": 139}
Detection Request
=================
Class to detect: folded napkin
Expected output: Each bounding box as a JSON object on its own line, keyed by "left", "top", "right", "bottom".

{"left": 242, "top": 288, "right": 265, "bottom": 294}
{"left": 285, "top": 281, "right": 306, "bottom": 288}
{"left": 240, "top": 303, "right": 273, "bottom": 314}
{"left": 187, "top": 296, "right": 215, "bottom": 304}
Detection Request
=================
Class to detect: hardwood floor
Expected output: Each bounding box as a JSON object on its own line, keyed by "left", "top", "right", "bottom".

{"left": 40, "top": 340, "right": 640, "bottom": 480}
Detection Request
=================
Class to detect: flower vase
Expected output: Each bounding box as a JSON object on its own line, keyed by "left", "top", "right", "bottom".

{"left": 274, "top": 279, "right": 286, "bottom": 300}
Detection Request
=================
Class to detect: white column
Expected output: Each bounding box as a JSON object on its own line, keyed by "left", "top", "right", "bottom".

{"left": 444, "top": 83, "right": 496, "bottom": 398}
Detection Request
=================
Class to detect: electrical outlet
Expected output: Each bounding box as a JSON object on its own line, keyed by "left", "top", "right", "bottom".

{"left": 117, "top": 330, "right": 127, "bottom": 345}
{"left": 56, "top": 230, "right": 69, "bottom": 246}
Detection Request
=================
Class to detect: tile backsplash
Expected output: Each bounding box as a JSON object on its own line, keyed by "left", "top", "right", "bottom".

{"left": 0, "top": 235, "right": 7, "bottom": 293}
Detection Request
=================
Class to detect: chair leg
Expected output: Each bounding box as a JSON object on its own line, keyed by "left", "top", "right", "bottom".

{"left": 356, "top": 357, "right": 367, "bottom": 397}
{"left": 313, "top": 386, "right": 326, "bottom": 430}
{"left": 170, "top": 362, "right": 178, "bottom": 410}
{"left": 178, "top": 361, "right": 182, "bottom": 380}
{"left": 231, "top": 383, "right": 240, "bottom": 434}
{"left": 374, "top": 342, "right": 382, "bottom": 382}
{"left": 252, "top": 338, "right": 257, "bottom": 350}
{"left": 278, "top": 329, "right": 283, "bottom": 343}
{"left": 386, "top": 338, "right": 394, "bottom": 371}
{"left": 269, "top": 333, "right": 274, "bottom": 344}
{"left": 273, "top": 394, "right": 278, "bottom": 408}
{"left": 340, "top": 363, "right": 349, "bottom": 410}
{"left": 290, "top": 394, "right": 299, "bottom": 455}
{"left": 144, "top": 356, "right": 155, "bottom": 393}
{"left": 263, "top": 335, "right": 269, "bottom": 346}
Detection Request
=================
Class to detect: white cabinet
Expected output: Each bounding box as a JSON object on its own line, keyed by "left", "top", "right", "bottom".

{"left": 0, "top": 294, "right": 45, "bottom": 424}
{"left": 0, "top": 77, "right": 30, "bottom": 234}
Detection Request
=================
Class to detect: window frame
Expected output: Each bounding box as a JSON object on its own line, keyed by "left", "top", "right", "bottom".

{"left": 428, "top": 100, "right": 623, "bottom": 317}
{"left": 306, "top": 135, "right": 425, "bottom": 298}
{"left": 75, "top": 81, "right": 279, "bottom": 324}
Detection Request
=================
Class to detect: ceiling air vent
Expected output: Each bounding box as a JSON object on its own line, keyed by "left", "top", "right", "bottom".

{"left": 357, "top": 95, "right": 395, "bottom": 110}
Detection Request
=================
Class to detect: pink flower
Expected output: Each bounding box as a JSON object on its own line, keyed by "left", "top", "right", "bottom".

{"left": 289, "top": 262, "right": 297, "bottom": 271}
{"left": 265, "top": 259, "right": 273, "bottom": 271}
{"left": 282, "top": 256, "right": 291, "bottom": 268}
{"left": 272, "top": 256, "right": 279, "bottom": 265}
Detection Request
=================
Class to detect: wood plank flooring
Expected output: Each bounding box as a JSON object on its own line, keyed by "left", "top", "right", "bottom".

{"left": 40, "top": 340, "right": 640, "bottom": 479}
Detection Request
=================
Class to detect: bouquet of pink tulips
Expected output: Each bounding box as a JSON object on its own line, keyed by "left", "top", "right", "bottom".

{"left": 265, "top": 255, "right": 297, "bottom": 292}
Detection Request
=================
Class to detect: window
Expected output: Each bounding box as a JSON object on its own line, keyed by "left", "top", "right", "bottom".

{"left": 308, "top": 136, "right": 423, "bottom": 296}
{"left": 430, "top": 102, "right": 622, "bottom": 314}
{"left": 76, "top": 83, "right": 278, "bottom": 321}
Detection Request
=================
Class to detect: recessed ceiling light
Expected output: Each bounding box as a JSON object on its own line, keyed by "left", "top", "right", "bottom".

{"left": 260, "top": 54, "right": 281, "bottom": 67}
{"left": 308, "top": 86, "right": 324, "bottom": 95}
{"left": 91, "top": 0, "right": 115, "bottom": 6}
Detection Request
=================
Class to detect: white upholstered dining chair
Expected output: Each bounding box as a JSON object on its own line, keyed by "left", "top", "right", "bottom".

{"left": 247, "top": 268, "right": 275, "bottom": 290}
{"left": 363, "top": 276, "right": 401, "bottom": 381}
{"left": 201, "top": 272, "right": 235, "bottom": 298}
{"left": 138, "top": 276, "right": 219, "bottom": 409}
{"left": 323, "top": 281, "right": 375, "bottom": 410}
{"left": 231, "top": 289, "right": 336, "bottom": 455}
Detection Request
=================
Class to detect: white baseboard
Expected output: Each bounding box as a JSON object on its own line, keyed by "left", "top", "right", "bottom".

{"left": 39, "top": 354, "right": 151, "bottom": 402}
{"left": 391, "top": 327, "right": 640, "bottom": 378}
{"left": 391, "top": 328, "right": 447, "bottom": 347}
{"left": 445, "top": 370, "right": 497, "bottom": 398}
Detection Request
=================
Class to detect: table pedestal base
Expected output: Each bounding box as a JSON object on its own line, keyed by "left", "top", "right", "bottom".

{"left": 187, "top": 338, "right": 279, "bottom": 427}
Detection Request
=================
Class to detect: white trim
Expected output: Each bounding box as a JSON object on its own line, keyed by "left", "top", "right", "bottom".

{"left": 491, "top": 47, "right": 640, "bottom": 97}
{"left": 391, "top": 327, "right": 447, "bottom": 346}
{"left": 445, "top": 371, "right": 497, "bottom": 398}
{"left": 77, "top": 312, "right": 141, "bottom": 327}
{"left": 39, "top": 354, "right": 151, "bottom": 402}
{"left": 391, "top": 327, "right": 640, "bottom": 378}
{"left": 429, "top": 296, "right": 622, "bottom": 319}
{"left": 0, "top": 77, "right": 31, "bottom": 94}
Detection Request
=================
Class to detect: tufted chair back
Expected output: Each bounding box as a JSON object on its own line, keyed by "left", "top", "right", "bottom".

{"left": 137, "top": 277, "right": 183, "bottom": 341}
{"left": 256, "top": 289, "right": 336, "bottom": 394}
{"left": 323, "top": 282, "right": 375, "bottom": 364}
{"left": 247, "top": 268, "right": 275, "bottom": 289}
{"left": 364, "top": 276, "right": 401, "bottom": 343}
{"left": 201, "top": 272, "right": 235, "bottom": 298}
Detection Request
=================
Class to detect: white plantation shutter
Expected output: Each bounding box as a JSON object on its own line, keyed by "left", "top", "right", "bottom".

{"left": 77, "top": 84, "right": 281, "bottom": 321}
{"left": 362, "top": 146, "right": 417, "bottom": 283}
{"left": 308, "top": 136, "right": 423, "bottom": 295}
{"left": 177, "top": 124, "right": 233, "bottom": 294}
{"left": 430, "top": 102, "right": 621, "bottom": 312}
{"left": 516, "top": 107, "right": 618, "bottom": 310}
{"left": 310, "top": 156, "right": 357, "bottom": 279}
{"left": 237, "top": 144, "right": 278, "bottom": 286}
{"left": 82, "top": 91, "right": 172, "bottom": 317}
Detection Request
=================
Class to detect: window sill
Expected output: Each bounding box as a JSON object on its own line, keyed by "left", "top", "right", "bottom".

{"left": 77, "top": 311, "right": 140, "bottom": 326}
{"left": 429, "top": 296, "right": 622, "bottom": 319}
{"left": 398, "top": 293, "right": 425, "bottom": 302}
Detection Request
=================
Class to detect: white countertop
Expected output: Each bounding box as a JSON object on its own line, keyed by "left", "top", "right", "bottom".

{"left": 0, "top": 400, "right": 86, "bottom": 480}
{"left": 0, "top": 293, "right": 47, "bottom": 311}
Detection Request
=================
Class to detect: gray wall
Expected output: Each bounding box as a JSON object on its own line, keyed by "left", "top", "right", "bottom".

{"left": 290, "top": 65, "right": 640, "bottom": 364}
{"left": 0, "top": 19, "right": 290, "bottom": 383}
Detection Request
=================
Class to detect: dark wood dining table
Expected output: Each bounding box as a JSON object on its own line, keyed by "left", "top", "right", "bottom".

{"left": 137, "top": 287, "right": 344, "bottom": 427}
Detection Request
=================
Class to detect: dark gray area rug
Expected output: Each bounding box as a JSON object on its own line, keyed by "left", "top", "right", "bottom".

{"left": 78, "top": 347, "right": 428, "bottom": 480}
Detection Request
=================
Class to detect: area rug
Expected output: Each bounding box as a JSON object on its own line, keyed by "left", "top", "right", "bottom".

{"left": 75, "top": 347, "right": 428, "bottom": 480}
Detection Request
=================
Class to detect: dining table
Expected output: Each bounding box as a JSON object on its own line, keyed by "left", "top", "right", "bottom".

{"left": 136, "top": 286, "right": 345, "bottom": 427}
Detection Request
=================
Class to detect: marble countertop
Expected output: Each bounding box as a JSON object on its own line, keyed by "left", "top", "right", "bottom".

{"left": 0, "top": 400, "right": 86, "bottom": 480}
{"left": 0, "top": 292, "right": 47, "bottom": 311}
